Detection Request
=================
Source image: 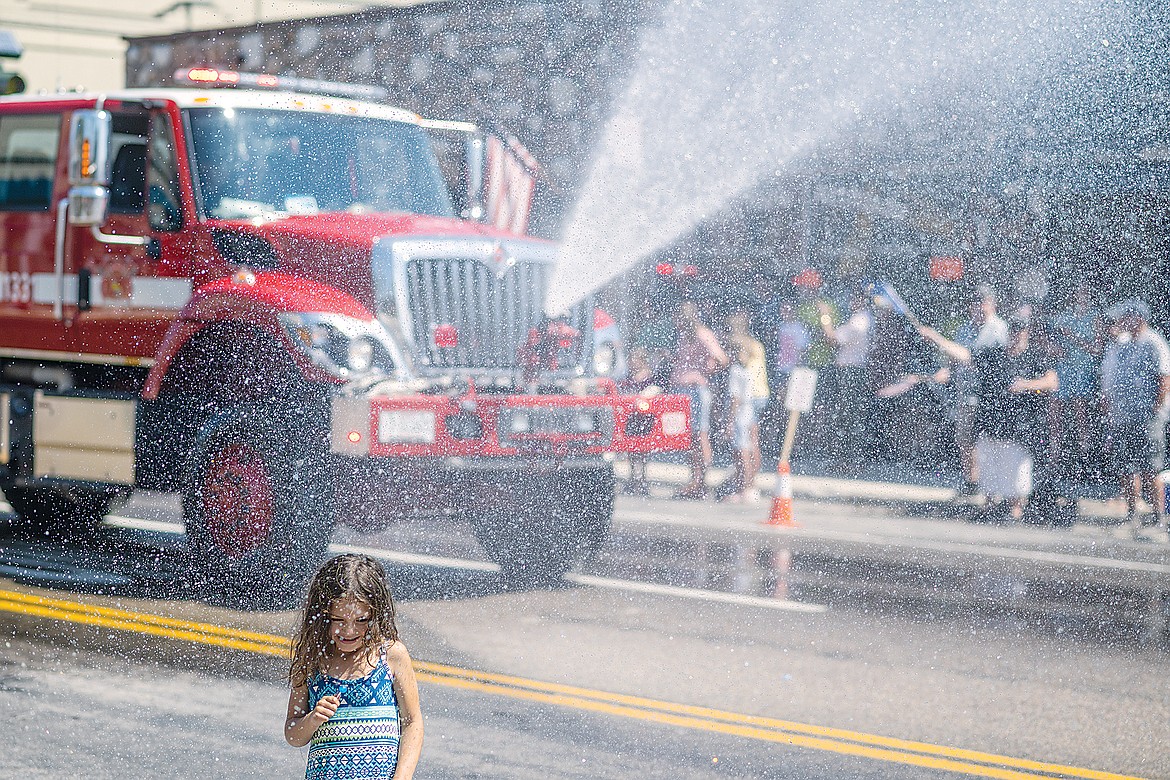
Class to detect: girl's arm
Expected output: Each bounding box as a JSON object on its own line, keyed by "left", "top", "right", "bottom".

{"left": 285, "top": 683, "right": 340, "bottom": 747}
{"left": 389, "top": 642, "right": 424, "bottom": 780}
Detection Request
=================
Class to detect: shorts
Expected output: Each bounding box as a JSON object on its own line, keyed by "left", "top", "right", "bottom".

{"left": 733, "top": 397, "right": 768, "bottom": 451}
{"left": 679, "top": 384, "right": 714, "bottom": 435}
{"left": 974, "top": 435, "right": 1034, "bottom": 499}
{"left": 1105, "top": 418, "right": 1167, "bottom": 473}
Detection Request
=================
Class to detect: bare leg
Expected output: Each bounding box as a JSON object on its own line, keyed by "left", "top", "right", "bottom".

{"left": 627, "top": 453, "right": 649, "bottom": 494}
{"left": 957, "top": 402, "right": 977, "bottom": 486}
{"left": 1139, "top": 470, "right": 1158, "bottom": 520}
{"left": 678, "top": 434, "right": 709, "bottom": 497}
{"left": 1073, "top": 398, "right": 1090, "bottom": 457}
{"left": 748, "top": 423, "right": 758, "bottom": 484}
{"left": 1048, "top": 397, "right": 1063, "bottom": 467}
{"left": 631, "top": 453, "right": 646, "bottom": 483}
{"left": 729, "top": 450, "right": 747, "bottom": 498}
{"left": 1122, "top": 473, "right": 1138, "bottom": 519}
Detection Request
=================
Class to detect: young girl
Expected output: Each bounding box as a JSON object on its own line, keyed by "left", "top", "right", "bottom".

{"left": 285, "top": 554, "right": 423, "bottom": 779}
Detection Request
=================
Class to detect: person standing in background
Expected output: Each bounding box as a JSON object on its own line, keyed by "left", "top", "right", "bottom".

{"left": 971, "top": 315, "right": 1058, "bottom": 521}
{"left": 671, "top": 301, "right": 729, "bottom": 499}
{"left": 721, "top": 311, "right": 770, "bottom": 502}
{"left": 632, "top": 298, "right": 678, "bottom": 387}
{"left": 1049, "top": 284, "right": 1103, "bottom": 472}
{"left": 1100, "top": 299, "right": 1170, "bottom": 537}
{"left": 773, "top": 299, "right": 811, "bottom": 400}
{"left": 817, "top": 288, "right": 874, "bottom": 472}
{"left": 593, "top": 307, "right": 627, "bottom": 381}
{"left": 618, "top": 346, "right": 661, "bottom": 496}
{"left": 918, "top": 285, "right": 1009, "bottom": 494}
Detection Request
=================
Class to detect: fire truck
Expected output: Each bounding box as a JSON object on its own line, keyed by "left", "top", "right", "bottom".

{"left": 0, "top": 70, "right": 689, "bottom": 596}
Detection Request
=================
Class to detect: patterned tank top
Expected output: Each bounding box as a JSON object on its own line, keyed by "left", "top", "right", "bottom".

{"left": 306, "top": 646, "right": 400, "bottom": 779}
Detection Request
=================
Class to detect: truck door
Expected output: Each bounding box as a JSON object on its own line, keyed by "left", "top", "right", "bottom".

{"left": 71, "top": 106, "right": 191, "bottom": 363}
{"left": 0, "top": 110, "right": 71, "bottom": 355}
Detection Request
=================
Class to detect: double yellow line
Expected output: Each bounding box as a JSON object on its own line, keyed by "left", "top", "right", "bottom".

{"left": 0, "top": 588, "right": 1145, "bottom": 780}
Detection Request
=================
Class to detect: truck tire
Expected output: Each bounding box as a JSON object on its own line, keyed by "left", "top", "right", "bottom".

{"left": 182, "top": 404, "right": 333, "bottom": 605}
{"left": 0, "top": 482, "right": 126, "bottom": 538}
{"left": 470, "top": 466, "right": 614, "bottom": 588}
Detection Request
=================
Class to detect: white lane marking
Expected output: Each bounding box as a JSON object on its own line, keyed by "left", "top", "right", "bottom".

{"left": 98, "top": 519, "right": 500, "bottom": 572}
{"left": 103, "top": 515, "right": 183, "bottom": 534}
{"left": 565, "top": 573, "right": 828, "bottom": 613}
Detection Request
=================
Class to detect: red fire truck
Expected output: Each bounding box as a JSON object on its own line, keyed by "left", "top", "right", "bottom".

{"left": 0, "top": 73, "right": 689, "bottom": 596}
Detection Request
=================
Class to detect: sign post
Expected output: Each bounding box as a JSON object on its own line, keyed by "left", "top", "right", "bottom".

{"left": 768, "top": 367, "right": 818, "bottom": 527}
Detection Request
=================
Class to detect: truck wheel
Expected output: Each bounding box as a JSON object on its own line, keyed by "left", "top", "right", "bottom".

{"left": 470, "top": 466, "right": 614, "bottom": 588}
{"left": 182, "top": 404, "right": 333, "bottom": 605}
{"left": 0, "top": 483, "right": 125, "bottom": 538}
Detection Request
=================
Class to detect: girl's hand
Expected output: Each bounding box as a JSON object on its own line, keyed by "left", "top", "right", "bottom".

{"left": 311, "top": 695, "right": 341, "bottom": 724}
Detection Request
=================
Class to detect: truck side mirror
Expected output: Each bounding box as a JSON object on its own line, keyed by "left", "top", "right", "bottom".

{"left": 464, "top": 134, "right": 485, "bottom": 221}
{"left": 67, "top": 109, "right": 111, "bottom": 226}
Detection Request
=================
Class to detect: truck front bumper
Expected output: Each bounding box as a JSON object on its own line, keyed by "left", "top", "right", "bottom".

{"left": 330, "top": 391, "right": 691, "bottom": 460}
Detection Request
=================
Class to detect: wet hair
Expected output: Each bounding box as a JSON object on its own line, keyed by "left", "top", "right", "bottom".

{"left": 288, "top": 554, "right": 399, "bottom": 687}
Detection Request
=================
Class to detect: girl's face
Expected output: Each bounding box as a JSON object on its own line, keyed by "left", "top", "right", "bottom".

{"left": 327, "top": 596, "right": 373, "bottom": 654}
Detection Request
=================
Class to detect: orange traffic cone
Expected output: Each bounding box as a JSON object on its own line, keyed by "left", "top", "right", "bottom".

{"left": 767, "top": 460, "right": 798, "bottom": 527}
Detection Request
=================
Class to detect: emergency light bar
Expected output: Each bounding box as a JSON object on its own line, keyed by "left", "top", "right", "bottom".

{"left": 173, "top": 67, "right": 389, "bottom": 101}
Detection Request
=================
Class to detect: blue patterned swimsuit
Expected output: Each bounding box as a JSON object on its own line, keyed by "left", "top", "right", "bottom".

{"left": 306, "top": 647, "right": 400, "bottom": 779}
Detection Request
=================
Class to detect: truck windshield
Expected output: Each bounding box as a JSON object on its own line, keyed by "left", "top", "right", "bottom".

{"left": 187, "top": 108, "right": 455, "bottom": 220}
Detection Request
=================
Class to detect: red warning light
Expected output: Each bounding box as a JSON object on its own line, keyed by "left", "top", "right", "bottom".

{"left": 792, "top": 267, "right": 823, "bottom": 290}
{"left": 682, "top": 264, "right": 699, "bottom": 277}
{"left": 655, "top": 262, "right": 675, "bottom": 276}
{"left": 929, "top": 255, "right": 964, "bottom": 281}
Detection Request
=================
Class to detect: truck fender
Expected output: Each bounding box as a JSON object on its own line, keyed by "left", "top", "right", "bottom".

{"left": 143, "top": 271, "right": 376, "bottom": 400}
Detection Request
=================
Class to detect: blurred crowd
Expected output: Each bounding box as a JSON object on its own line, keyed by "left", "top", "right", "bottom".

{"left": 607, "top": 280, "right": 1170, "bottom": 536}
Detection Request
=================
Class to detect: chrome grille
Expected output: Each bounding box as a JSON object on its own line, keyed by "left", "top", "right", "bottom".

{"left": 403, "top": 256, "right": 592, "bottom": 374}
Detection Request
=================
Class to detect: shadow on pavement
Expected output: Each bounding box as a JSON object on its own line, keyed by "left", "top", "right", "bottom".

{"left": 0, "top": 520, "right": 519, "bottom": 612}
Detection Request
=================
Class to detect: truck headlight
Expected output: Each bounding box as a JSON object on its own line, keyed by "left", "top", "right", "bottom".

{"left": 280, "top": 312, "right": 396, "bottom": 379}
{"left": 348, "top": 337, "right": 374, "bottom": 373}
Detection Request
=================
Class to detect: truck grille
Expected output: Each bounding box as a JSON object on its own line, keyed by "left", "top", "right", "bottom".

{"left": 403, "top": 256, "right": 591, "bottom": 375}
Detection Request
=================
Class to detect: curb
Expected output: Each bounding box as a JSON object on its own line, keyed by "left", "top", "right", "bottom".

{"left": 618, "top": 460, "right": 1134, "bottom": 524}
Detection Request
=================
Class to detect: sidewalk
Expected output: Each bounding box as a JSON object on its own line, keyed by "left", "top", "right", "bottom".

{"left": 619, "top": 458, "right": 1155, "bottom": 532}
